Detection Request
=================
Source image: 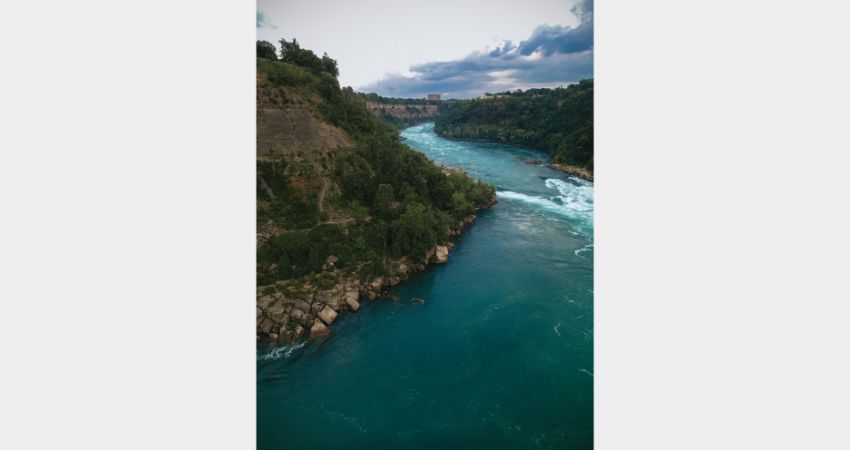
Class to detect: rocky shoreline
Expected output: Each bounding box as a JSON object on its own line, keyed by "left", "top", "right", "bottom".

{"left": 547, "top": 163, "right": 594, "bottom": 182}
{"left": 256, "top": 197, "right": 496, "bottom": 346}
{"left": 432, "top": 130, "right": 593, "bottom": 182}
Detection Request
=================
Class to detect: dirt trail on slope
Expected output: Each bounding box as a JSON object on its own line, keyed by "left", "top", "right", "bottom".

{"left": 318, "top": 179, "right": 329, "bottom": 212}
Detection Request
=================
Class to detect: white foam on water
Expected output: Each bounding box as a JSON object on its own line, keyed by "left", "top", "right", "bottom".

{"left": 258, "top": 340, "right": 306, "bottom": 361}
{"left": 575, "top": 243, "right": 594, "bottom": 258}
{"left": 544, "top": 178, "right": 594, "bottom": 214}
{"left": 554, "top": 322, "right": 562, "bottom": 336}
{"left": 497, "top": 190, "right": 566, "bottom": 212}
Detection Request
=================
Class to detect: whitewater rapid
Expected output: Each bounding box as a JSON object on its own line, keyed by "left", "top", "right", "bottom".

{"left": 496, "top": 177, "right": 593, "bottom": 238}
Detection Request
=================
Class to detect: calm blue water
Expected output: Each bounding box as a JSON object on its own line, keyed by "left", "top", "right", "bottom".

{"left": 257, "top": 123, "right": 593, "bottom": 449}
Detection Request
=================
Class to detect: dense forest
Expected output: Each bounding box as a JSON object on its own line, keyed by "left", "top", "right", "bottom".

{"left": 434, "top": 80, "right": 593, "bottom": 171}
{"left": 256, "top": 40, "right": 495, "bottom": 286}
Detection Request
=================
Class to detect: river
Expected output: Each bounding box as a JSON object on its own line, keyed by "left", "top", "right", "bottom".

{"left": 257, "top": 122, "right": 594, "bottom": 449}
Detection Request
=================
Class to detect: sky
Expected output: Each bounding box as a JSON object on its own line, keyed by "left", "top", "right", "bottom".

{"left": 257, "top": 0, "right": 593, "bottom": 99}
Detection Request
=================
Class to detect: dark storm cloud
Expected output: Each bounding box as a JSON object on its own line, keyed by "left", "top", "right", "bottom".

{"left": 517, "top": 21, "right": 593, "bottom": 56}
{"left": 571, "top": 0, "right": 593, "bottom": 21}
{"left": 360, "top": 1, "right": 594, "bottom": 98}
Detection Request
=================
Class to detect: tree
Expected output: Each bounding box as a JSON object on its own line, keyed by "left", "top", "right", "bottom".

{"left": 450, "top": 191, "right": 474, "bottom": 219}
{"left": 256, "top": 40, "right": 277, "bottom": 60}
{"left": 321, "top": 53, "right": 339, "bottom": 77}
{"left": 392, "top": 202, "right": 438, "bottom": 261}
{"left": 373, "top": 184, "right": 395, "bottom": 220}
{"left": 279, "top": 38, "right": 323, "bottom": 74}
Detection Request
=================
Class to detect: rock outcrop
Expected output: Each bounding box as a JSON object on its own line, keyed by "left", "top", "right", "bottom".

{"left": 256, "top": 199, "right": 501, "bottom": 346}
{"left": 365, "top": 102, "right": 439, "bottom": 120}
{"left": 547, "top": 163, "right": 594, "bottom": 182}
{"left": 257, "top": 83, "right": 354, "bottom": 159}
{"left": 318, "top": 305, "right": 338, "bottom": 325}
{"left": 256, "top": 248, "right": 450, "bottom": 344}
{"left": 434, "top": 245, "right": 449, "bottom": 263}
{"left": 310, "top": 319, "right": 329, "bottom": 338}
{"left": 344, "top": 292, "right": 360, "bottom": 311}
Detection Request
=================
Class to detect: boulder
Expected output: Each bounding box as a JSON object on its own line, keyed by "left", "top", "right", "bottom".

{"left": 322, "top": 255, "right": 338, "bottom": 271}
{"left": 290, "top": 299, "right": 311, "bottom": 314}
{"left": 369, "top": 276, "right": 385, "bottom": 291}
{"left": 259, "top": 318, "right": 274, "bottom": 334}
{"left": 434, "top": 245, "right": 449, "bottom": 263}
{"left": 267, "top": 305, "right": 287, "bottom": 322}
{"left": 317, "top": 288, "right": 343, "bottom": 311}
{"left": 280, "top": 330, "right": 294, "bottom": 344}
{"left": 318, "top": 305, "right": 338, "bottom": 325}
{"left": 268, "top": 333, "right": 278, "bottom": 342}
{"left": 257, "top": 294, "right": 276, "bottom": 309}
{"left": 344, "top": 292, "right": 360, "bottom": 312}
{"left": 310, "top": 319, "right": 330, "bottom": 338}
{"left": 290, "top": 308, "right": 307, "bottom": 325}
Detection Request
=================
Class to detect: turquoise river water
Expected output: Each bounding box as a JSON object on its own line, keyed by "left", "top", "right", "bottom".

{"left": 257, "top": 123, "right": 593, "bottom": 449}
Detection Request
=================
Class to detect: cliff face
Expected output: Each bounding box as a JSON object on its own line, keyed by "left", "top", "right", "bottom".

{"left": 365, "top": 102, "right": 438, "bottom": 119}
{"left": 256, "top": 73, "right": 355, "bottom": 249}
{"left": 361, "top": 98, "right": 442, "bottom": 129}
{"left": 258, "top": 80, "right": 354, "bottom": 158}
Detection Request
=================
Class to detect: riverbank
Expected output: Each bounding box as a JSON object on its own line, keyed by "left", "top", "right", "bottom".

{"left": 433, "top": 129, "right": 594, "bottom": 182}
{"left": 259, "top": 122, "right": 593, "bottom": 449}
{"left": 256, "top": 194, "right": 496, "bottom": 345}
{"left": 547, "top": 162, "right": 594, "bottom": 182}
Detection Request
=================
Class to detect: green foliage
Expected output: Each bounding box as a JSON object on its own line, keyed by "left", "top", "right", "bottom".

{"left": 256, "top": 39, "right": 496, "bottom": 285}
{"left": 278, "top": 38, "right": 339, "bottom": 78}
{"left": 257, "top": 40, "right": 278, "bottom": 60}
{"left": 435, "top": 80, "right": 594, "bottom": 170}
{"left": 321, "top": 53, "right": 339, "bottom": 77}
{"left": 392, "top": 202, "right": 442, "bottom": 260}
{"left": 357, "top": 92, "right": 442, "bottom": 106}
{"left": 257, "top": 57, "right": 313, "bottom": 88}
{"left": 256, "top": 160, "right": 320, "bottom": 230}
{"left": 373, "top": 184, "right": 395, "bottom": 220}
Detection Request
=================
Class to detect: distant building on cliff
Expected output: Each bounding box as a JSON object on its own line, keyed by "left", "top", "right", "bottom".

{"left": 427, "top": 94, "right": 441, "bottom": 101}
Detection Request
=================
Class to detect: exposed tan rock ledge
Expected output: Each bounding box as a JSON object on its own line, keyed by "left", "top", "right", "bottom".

{"left": 256, "top": 206, "right": 493, "bottom": 345}
{"left": 547, "top": 163, "right": 594, "bottom": 182}
{"left": 257, "top": 249, "right": 445, "bottom": 344}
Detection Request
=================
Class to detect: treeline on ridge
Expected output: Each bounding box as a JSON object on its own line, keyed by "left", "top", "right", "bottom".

{"left": 434, "top": 80, "right": 594, "bottom": 171}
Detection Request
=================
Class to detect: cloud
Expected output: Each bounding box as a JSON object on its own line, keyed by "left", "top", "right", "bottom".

{"left": 257, "top": 11, "right": 276, "bottom": 29}
{"left": 571, "top": 0, "right": 593, "bottom": 22}
{"left": 359, "top": 1, "right": 593, "bottom": 99}
{"left": 517, "top": 21, "right": 593, "bottom": 56}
